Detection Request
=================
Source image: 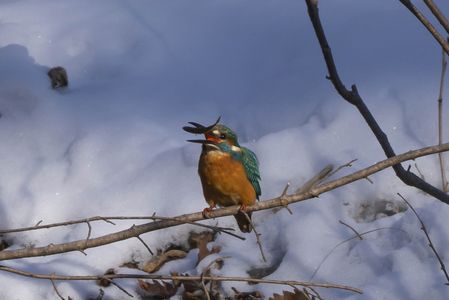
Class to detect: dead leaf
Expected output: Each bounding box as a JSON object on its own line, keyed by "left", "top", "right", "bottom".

{"left": 231, "top": 287, "right": 263, "bottom": 299}
{"left": 96, "top": 268, "right": 116, "bottom": 287}
{"left": 0, "top": 239, "right": 10, "bottom": 251}
{"left": 142, "top": 249, "right": 187, "bottom": 273}
{"left": 188, "top": 231, "right": 215, "bottom": 249}
{"left": 138, "top": 279, "right": 178, "bottom": 299}
{"left": 269, "top": 289, "right": 308, "bottom": 300}
{"left": 197, "top": 236, "right": 221, "bottom": 264}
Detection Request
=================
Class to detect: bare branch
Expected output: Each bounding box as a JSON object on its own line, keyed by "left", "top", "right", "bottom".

{"left": 397, "top": 193, "right": 449, "bottom": 285}
{"left": 305, "top": 0, "right": 449, "bottom": 203}
{"left": 0, "top": 265, "right": 362, "bottom": 294}
{"left": 0, "top": 143, "right": 448, "bottom": 261}
{"left": 398, "top": 0, "right": 449, "bottom": 54}
{"left": 437, "top": 43, "right": 449, "bottom": 192}
{"left": 0, "top": 215, "right": 243, "bottom": 240}
{"left": 423, "top": 0, "right": 449, "bottom": 34}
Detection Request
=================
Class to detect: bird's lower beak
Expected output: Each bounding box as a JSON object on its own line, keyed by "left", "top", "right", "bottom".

{"left": 186, "top": 139, "right": 220, "bottom": 150}
{"left": 186, "top": 139, "right": 210, "bottom": 144}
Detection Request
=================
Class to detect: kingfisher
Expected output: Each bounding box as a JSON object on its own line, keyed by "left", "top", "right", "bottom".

{"left": 183, "top": 117, "right": 261, "bottom": 232}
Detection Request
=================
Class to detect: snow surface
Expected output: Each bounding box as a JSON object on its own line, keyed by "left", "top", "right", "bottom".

{"left": 0, "top": 0, "right": 449, "bottom": 299}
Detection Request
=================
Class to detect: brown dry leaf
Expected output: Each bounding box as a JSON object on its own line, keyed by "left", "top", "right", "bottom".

{"left": 269, "top": 289, "right": 308, "bottom": 300}
{"left": 138, "top": 279, "right": 178, "bottom": 299}
{"left": 143, "top": 249, "right": 187, "bottom": 273}
{"left": 120, "top": 261, "right": 139, "bottom": 269}
{"left": 96, "top": 268, "right": 116, "bottom": 287}
{"left": 197, "top": 236, "right": 221, "bottom": 264}
{"left": 230, "top": 287, "right": 263, "bottom": 299}
{"left": 188, "top": 231, "right": 215, "bottom": 249}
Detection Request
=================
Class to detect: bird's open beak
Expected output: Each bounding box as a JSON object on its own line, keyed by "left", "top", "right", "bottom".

{"left": 182, "top": 116, "right": 221, "bottom": 134}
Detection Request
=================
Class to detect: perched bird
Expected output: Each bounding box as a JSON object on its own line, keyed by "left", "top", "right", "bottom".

{"left": 183, "top": 117, "right": 261, "bottom": 232}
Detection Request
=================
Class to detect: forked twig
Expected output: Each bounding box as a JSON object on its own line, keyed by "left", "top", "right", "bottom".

{"left": 397, "top": 193, "right": 449, "bottom": 285}
{"left": 398, "top": 0, "right": 449, "bottom": 54}
{"left": 305, "top": 0, "right": 449, "bottom": 203}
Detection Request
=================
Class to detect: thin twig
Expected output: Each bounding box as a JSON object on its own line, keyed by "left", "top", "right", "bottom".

{"left": 305, "top": 0, "right": 449, "bottom": 203}
{"left": 414, "top": 163, "right": 426, "bottom": 181}
{"left": 51, "top": 278, "right": 66, "bottom": 300}
{"left": 0, "top": 215, "right": 244, "bottom": 240}
{"left": 0, "top": 265, "right": 362, "bottom": 294}
{"left": 398, "top": 0, "right": 449, "bottom": 54}
{"left": 338, "top": 220, "right": 363, "bottom": 240}
{"left": 106, "top": 279, "right": 134, "bottom": 298}
{"left": 242, "top": 212, "right": 266, "bottom": 262}
{"left": 397, "top": 193, "right": 449, "bottom": 285}
{"left": 295, "top": 165, "right": 334, "bottom": 194}
{"left": 85, "top": 221, "right": 92, "bottom": 249}
{"left": 136, "top": 236, "right": 154, "bottom": 256}
{"left": 326, "top": 160, "right": 357, "bottom": 180}
{"left": 310, "top": 227, "right": 408, "bottom": 280}
{"left": 279, "top": 182, "right": 293, "bottom": 214}
{"left": 437, "top": 43, "right": 448, "bottom": 192}
{"left": 151, "top": 215, "right": 244, "bottom": 240}
{"left": 0, "top": 143, "right": 448, "bottom": 261}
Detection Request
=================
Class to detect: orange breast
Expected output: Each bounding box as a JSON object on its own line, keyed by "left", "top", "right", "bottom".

{"left": 198, "top": 151, "right": 256, "bottom": 207}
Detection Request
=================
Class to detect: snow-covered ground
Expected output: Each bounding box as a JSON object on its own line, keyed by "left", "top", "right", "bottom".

{"left": 0, "top": 0, "right": 449, "bottom": 299}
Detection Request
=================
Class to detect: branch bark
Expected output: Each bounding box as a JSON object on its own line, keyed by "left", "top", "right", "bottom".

{"left": 305, "top": 0, "right": 449, "bottom": 204}
{"left": 423, "top": 0, "right": 449, "bottom": 34}
{"left": 0, "top": 265, "right": 362, "bottom": 294}
{"left": 0, "top": 142, "right": 448, "bottom": 261}
{"left": 437, "top": 44, "right": 448, "bottom": 192}
{"left": 398, "top": 0, "right": 449, "bottom": 54}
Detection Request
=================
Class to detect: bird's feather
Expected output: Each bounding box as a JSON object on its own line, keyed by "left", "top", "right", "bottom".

{"left": 241, "top": 147, "right": 261, "bottom": 199}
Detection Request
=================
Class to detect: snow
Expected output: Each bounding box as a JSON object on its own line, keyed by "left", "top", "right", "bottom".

{"left": 0, "top": 0, "right": 449, "bottom": 299}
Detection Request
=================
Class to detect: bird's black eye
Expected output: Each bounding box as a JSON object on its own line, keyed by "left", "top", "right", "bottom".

{"left": 219, "top": 133, "right": 226, "bottom": 139}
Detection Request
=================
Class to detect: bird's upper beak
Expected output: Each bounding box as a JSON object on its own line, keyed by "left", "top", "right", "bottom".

{"left": 183, "top": 116, "right": 221, "bottom": 146}
{"left": 182, "top": 116, "right": 221, "bottom": 134}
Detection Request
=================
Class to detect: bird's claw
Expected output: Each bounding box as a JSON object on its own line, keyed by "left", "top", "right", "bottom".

{"left": 202, "top": 206, "right": 215, "bottom": 218}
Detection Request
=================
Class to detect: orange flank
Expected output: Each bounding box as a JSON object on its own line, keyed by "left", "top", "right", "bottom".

{"left": 198, "top": 150, "right": 256, "bottom": 209}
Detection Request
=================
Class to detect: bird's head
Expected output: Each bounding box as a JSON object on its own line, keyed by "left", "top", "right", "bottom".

{"left": 183, "top": 117, "right": 241, "bottom": 153}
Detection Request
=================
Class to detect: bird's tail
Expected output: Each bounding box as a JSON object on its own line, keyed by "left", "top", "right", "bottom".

{"left": 234, "top": 211, "right": 252, "bottom": 233}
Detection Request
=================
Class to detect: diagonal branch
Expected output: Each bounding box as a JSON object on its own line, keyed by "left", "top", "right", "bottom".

{"left": 398, "top": 0, "right": 449, "bottom": 54}
{"left": 0, "top": 142, "right": 448, "bottom": 261}
{"left": 423, "top": 0, "right": 449, "bottom": 35}
{"left": 305, "top": 0, "right": 449, "bottom": 204}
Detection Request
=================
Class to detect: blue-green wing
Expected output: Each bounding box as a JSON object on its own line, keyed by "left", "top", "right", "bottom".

{"left": 241, "top": 147, "right": 261, "bottom": 199}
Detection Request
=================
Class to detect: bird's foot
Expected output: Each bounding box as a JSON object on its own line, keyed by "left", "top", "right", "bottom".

{"left": 202, "top": 205, "right": 216, "bottom": 218}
